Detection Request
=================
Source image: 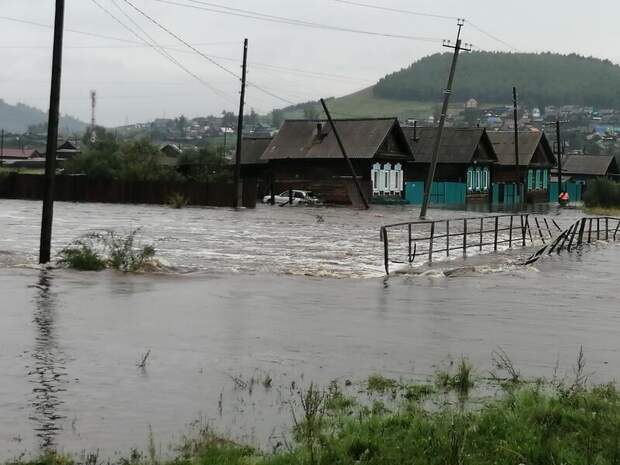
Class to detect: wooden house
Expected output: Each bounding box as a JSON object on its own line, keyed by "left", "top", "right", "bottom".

{"left": 238, "top": 136, "right": 273, "bottom": 198}
{"left": 559, "top": 154, "right": 620, "bottom": 182}
{"left": 402, "top": 127, "right": 497, "bottom": 203}
{"left": 261, "top": 118, "right": 413, "bottom": 204}
{"left": 488, "top": 131, "right": 556, "bottom": 203}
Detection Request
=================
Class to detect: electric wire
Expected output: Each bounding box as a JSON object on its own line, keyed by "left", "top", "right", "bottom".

{"left": 151, "top": 0, "right": 445, "bottom": 43}
{"left": 332, "top": 0, "right": 520, "bottom": 51}
{"left": 121, "top": 0, "right": 299, "bottom": 105}
{"left": 89, "top": 0, "right": 234, "bottom": 102}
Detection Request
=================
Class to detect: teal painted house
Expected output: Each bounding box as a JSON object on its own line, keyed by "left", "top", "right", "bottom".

{"left": 488, "top": 131, "right": 556, "bottom": 204}
{"left": 402, "top": 127, "right": 497, "bottom": 204}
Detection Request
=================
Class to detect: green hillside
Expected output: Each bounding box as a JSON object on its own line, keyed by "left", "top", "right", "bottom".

{"left": 374, "top": 52, "right": 620, "bottom": 109}
{"left": 0, "top": 99, "right": 87, "bottom": 134}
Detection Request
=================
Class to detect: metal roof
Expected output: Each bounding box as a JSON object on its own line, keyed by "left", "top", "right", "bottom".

{"left": 261, "top": 118, "right": 412, "bottom": 160}
{"left": 402, "top": 127, "right": 497, "bottom": 164}
{"left": 487, "top": 131, "right": 556, "bottom": 167}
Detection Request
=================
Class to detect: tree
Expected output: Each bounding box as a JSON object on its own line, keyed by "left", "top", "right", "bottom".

{"left": 303, "top": 104, "right": 320, "bottom": 120}
{"left": 272, "top": 109, "right": 284, "bottom": 128}
{"left": 247, "top": 108, "right": 259, "bottom": 127}
{"left": 221, "top": 110, "right": 237, "bottom": 128}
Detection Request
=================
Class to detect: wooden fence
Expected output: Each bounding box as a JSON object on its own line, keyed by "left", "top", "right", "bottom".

{"left": 0, "top": 173, "right": 257, "bottom": 208}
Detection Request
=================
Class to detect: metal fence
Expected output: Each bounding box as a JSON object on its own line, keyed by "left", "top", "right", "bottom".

{"left": 526, "top": 216, "right": 620, "bottom": 264}
{"left": 380, "top": 214, "right": 562, "bottom": 274}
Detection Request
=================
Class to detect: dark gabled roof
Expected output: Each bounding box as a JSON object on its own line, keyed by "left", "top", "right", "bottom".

{"left": 57, "top": 140, "right": 79, "bottom": 151}
{"left": 402, "top": 127, "right": 497, "bottom": 164}
{"left": 261, "top": 118, "right": 413, "bottom": 160}
{"left": 241, "top": 136, "right": 272, "bottom": 165}
{"left": 561, "top": 154, "right": 620, "bottom": 176}
{"left": 487, "top": 131, "right": 556, "bottom": 166}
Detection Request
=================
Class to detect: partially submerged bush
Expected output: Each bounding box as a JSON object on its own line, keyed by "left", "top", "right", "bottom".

{"left": 584, "top": 178, "right": 620, "bottom": 208}
{"left": 58, "top": 228, "right": 157, "bottom": 272}
{"left": 167, "top": 192, "right": 189, "bottom": 209}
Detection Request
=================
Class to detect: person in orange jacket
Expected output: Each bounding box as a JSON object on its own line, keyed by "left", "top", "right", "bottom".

{"left": 559, "top": 191, "right": 570, "bottom": 205}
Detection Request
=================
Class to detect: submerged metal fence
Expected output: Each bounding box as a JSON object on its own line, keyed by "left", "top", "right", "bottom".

{"left": 526, "top": 216, "right": 620, "bottom": 264}
{"left": 380, "top": 214, "right": 562, "bottom": 274}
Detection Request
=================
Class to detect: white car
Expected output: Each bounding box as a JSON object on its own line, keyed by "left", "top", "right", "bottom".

{"left": 263, "top": 190, "right": 320, "bottom": 205}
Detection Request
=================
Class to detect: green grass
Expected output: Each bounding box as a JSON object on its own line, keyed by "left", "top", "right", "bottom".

{"left": 584, "top": 178, "right": 620, "bottom": 209}
{"left": 13, "top": 380, "right": 620, "bottom": 465}
{"left": 284, "top": 87, "right": 471, "bottom": 121}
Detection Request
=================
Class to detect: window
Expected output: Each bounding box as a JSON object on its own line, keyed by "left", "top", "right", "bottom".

{"left": 467, "top": 168, "right": 473, "bottom": 191}
{"left": 482, "top": 167, "right": 489, "bottom": 191}
{"left": 475, "top": 168, "right": 481, "bottom": 191}
{"left": 535, "top": 170, "right": 542, "bottom": 190}
{"left": 542, "top": 169, "right": 549, "bottom": 189}
{"left": 527, "top": 170, "right": 534, "bottom": 191}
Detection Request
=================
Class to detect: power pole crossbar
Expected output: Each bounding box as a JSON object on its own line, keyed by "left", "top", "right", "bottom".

{"left": 419, "top": 20, "right": 471, "bottom": 219}
{"left": 233, "top": 38, "right": 248, "bottom": 209}
{"left": 39, "top": 0, "right": 65, "bottom": 264}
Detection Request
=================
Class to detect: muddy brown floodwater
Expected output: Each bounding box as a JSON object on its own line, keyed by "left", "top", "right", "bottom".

{"left": 1, "top": 199, "right": 619, "bottom": 459}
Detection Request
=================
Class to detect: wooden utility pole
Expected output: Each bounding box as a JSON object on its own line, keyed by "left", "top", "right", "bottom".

{"left": 512, "top": 87, "right": 522, "bottom": 203}
{"left": 555, "top": 118, "right": 563, "bottom": 200}
{"left": 233, "top": 38, "right": 248, "bottom": 209}
{"left": 320, "top": 98, "right": 369, "bottom": 209}
{"left": 39, "top": 0, "right": 65, "bottom": 264}
{"left": 420, "top": 20, "right": 471, "bottom": 219}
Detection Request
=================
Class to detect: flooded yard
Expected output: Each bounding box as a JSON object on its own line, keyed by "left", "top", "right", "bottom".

{"left": 1, "top": 199, "right": 619, "bottom": 458}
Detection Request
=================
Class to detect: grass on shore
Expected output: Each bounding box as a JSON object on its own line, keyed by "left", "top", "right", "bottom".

{"left": 10, "top": 352, "right": 620, "bottom": 465}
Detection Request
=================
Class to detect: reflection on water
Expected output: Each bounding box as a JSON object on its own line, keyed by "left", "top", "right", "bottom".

{"left": 28, "top": 271, "right": 67, "bottom": 452}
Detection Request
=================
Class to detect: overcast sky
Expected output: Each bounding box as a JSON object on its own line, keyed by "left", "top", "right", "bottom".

{"left": 0, "top": 0, "right": 616, "bottom": 126}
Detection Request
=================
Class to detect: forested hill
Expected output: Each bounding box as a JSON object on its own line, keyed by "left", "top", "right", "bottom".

{"left": 374, "top": 52, "right": 620, "bottom": 108}
{"left": 0, "top": 99, "right": 87, "bottom": 134}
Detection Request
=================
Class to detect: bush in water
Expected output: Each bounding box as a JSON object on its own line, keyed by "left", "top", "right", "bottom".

{"left": 58, "top": 228, "right": 157, "bottom": 272}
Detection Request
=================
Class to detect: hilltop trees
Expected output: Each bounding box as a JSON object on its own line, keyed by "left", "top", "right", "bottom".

{"left": 374, "top": 52, "right": 620, "bottom": 108}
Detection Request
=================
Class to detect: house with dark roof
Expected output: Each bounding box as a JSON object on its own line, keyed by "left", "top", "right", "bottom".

{"left": 0, "top": 148, "right": 37, "bottom": 161}
{"left": 558, "top": 154, "right": 620, "bottom": 182}
{"left": 402, "top": 126, "right": 497, "bottom": 203}
{"left": 238, "top": 136, "right": 273, "bottom": 198}
{"left": 488, "top": 131, "right": 556, "bottom": 203}
{"left": 261, "top": 118, "right": 413, "bottom": 204}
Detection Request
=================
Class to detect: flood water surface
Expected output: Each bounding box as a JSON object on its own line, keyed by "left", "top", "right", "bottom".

{"left": 1, "top": 199, "right": 619, "bottom": 458}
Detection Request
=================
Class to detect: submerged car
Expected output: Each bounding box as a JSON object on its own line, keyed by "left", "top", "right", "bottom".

{"left": 263, "top": 190, "right": 320, "bottom": 205}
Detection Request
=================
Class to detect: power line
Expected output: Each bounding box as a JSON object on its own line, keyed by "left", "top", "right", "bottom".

{"left": 121, "top": 0, "right": 298, "bottom": 105}
{"left": 332, "top": 0, "right": 519, "bottom": 51}
{"left": 151, "top": 0, "right": 445, "bottom": 43}
{"left": 89, "top": 0, "right": 233, "bottom": 102}
{"left": 333, "top": 0, "right": 457, "bottom": 20}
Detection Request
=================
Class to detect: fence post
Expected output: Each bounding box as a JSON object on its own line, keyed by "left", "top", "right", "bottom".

{"left": 614, "top": 220, "right": 620, "bottom": 240}
{"left": 463, "top": 218, "right": 468, "bottom": 256}
{"left": 520, "top": 215, "right": 526, "bottom": 246}
{"left": 543, "top": 218, "right": 552, "bottom": 239}
{"left": 381, "top": 227, "right": 389, "bottom": 275}
{"left": 429, "top": 222, "right": 435, "bottom": 263}
{"left": 588, "top": 218, "right": 593, "bottom": 243}
{"left": 408, "top": 223, "right": 412, "bottom": 264}
{"left": 479, "top": 217, "right": 483, "bottom": 251}
{"left": 606, "top": 218, "right": 609, "bottom": 241}
{"left": 509, "top": 215, "right": 514, "bottom": 248}
{"left": 446, "top": 220, "right": 450, "bottom": 257}
{"left": 577, "top": 218, "right": 586, "bottom": 246}
{"left": 493, "top": 216, "right": 499, "bottom": 251}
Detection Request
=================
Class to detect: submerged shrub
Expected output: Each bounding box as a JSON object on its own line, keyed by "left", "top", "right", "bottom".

{"left": 584, "top": 178, "right": 620, "bottom": 208}
{"left": 167, "top": 192, "right": 189, "bottom": 209}
{"left": 58, "top": 241, "right": 106, "bottom": 271}
{"left": 58, "top": 228, "right": 157, "bottom": 272}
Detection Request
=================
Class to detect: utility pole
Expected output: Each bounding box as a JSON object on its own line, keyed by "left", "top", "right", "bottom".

{"left": 543, "top": 118, "right": 567, "bottom": 204}
{"left": 39, "top": 0, "right": 65, "bottom": 264}
{"left": 555, "top": 118, "right": 563, "bottom": 200}
{"left": 1, "top": 129, "right": 4, "bottom": 163}
{"left": 512, "top": 87, "right": 522, "bottom": 204}
{"left": 233, "top": 38, "right": 248, "bottom": 209}
{"left": 320, "top": 98, "right": 369, "bottom": 209}
{"left": 420, "top": 20, "right": 471, "bottom": 219}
